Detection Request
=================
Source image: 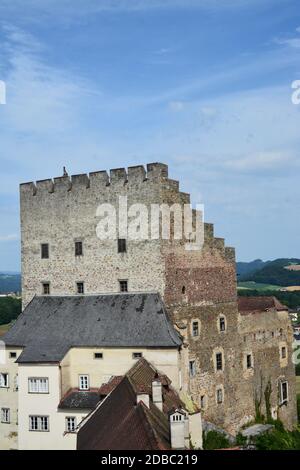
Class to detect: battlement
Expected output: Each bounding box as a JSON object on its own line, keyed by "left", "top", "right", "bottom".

{"left": 20, "top": 162, "right": 170, "bottom": 196}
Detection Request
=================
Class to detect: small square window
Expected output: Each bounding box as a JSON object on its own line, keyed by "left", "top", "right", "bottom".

{"left": 1, "top": 408, "right": 10, "bottom": 424}
{"left": 189, "top": 360, "right": 196, "bottom": 377}
{"left": 246, "top": 354, "right": 252, "bottom": 369}
{"left": 94, "top": 353, "right": 103, "bottom": 359}
{"left": 132, "top": 352, "right": 142, "bottom": 359}
{"left": 281, "top": 347, "right": 287, "bottom": 359}
{"left": 216, "top": 353, "right": 223, "bottom": 371}
{"left": 41, "top": 244, "right": 49, "bottom": 259}
{"left": 9, "top": 352, "right": 17, "bottom": 359}
{"left": 75, "top": 241, "right": 83, "bottom": 256}
{"left": 118, "top": 239, "right": 127, "bottom": 253}
{"left": 216, "top": 388, "right": 223, "bottom": 404}
{"left": 219, "top": 317, "right": 226, "bottom": 332}
{"left": 192, "top": 321, "right": 199, "bottom": 337}
{"left": 77, "top": 282, "right": 84, "bottom": 294}
{"left": 119, "top": 280, "right": 128, "bottom": 292}
{"left": 43, "top": 283, "right": 50, "bottom": 295}
{"left": 79, "top": 375, "right": 89, "bottom": 391}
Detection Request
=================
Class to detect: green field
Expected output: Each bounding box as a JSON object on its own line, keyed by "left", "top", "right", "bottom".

{"left": 238, "top": 281, "right": 282, "bottom": 291}
{"left": 0, "top": 323, "right": 10, "bottom": 338}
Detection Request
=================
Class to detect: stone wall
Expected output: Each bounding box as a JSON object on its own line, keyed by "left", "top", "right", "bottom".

{"left": 20, "top": 162, "right": 297, "bottom": 434}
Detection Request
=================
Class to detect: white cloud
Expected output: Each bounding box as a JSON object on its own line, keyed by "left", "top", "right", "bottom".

{"left": 224, "top": 151, "right": 297, "bottom": 171}
{"left": 168, "top": 101, "right": 185, "bottom": 112}
{"left": 0, "top": 24, "right": 97, "bottom": 135}
{"left": 274, "top": 37, "right": 300, "bottom": 49}
{"left": 0, "top": 234, "right": 19, "bottom": 242}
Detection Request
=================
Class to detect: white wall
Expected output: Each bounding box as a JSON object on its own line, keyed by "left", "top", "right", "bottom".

{"left": 0, "top": 347, "right": 22, "bottom": 450}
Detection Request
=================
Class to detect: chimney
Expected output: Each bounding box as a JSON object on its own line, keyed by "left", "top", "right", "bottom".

{"left": 169, "top": 410, "right": 186, "bottom": 449}
{"left": 137, "top": 393, "right": 150, "bottom": 408}
{"left": 152, "top": 379, "right": 163, "bottom": 412}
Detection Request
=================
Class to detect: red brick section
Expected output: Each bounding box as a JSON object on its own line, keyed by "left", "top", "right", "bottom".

{"left": 164, "top": 252, "right": 237, "bottom": 305}
{"left": 238, "top": 296, "right": 288, "bottom": 315}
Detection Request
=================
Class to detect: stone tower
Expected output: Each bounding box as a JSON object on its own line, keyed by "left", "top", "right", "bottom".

{"left": 20, "top": 162, "right": 297, "bottom": 433}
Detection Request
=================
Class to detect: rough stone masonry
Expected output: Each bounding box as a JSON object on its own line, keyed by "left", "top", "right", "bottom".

{"left": 20, "top": 162, "right": 297, "bottom": 434}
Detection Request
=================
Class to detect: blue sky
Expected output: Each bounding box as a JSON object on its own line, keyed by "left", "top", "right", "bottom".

{"left": 0, "top": 0, "right": 299, "bottom": 270}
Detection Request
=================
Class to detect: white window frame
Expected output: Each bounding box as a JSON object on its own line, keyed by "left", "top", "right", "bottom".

{"left": 66, "top": 416, "right": 77, "bottom": 433}
{"left": 216, "top": 352, "right": 223, "bottom": 371}
{"left": 1, "top": 408, "right": 10, "bottom": 424}
{"left": 79, "top": 375, "right": 89, "bottom": 391}
{"left": 219, "top": 316, "right": 226, "bottom": 332}
{"left": 28, "top": 377, "right": 49, "bottom": 394}
{"left": 0, "top": 373, "right": 9, "bottom": 388}
{"left": 280, "top": 381, "right": 289, "bottom": 405}
{"left": 29, "top": 415, "right": 49, "bottom": 432}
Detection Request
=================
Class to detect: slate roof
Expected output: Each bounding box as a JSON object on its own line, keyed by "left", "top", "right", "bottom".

{"left": 77, "top": 359, "right": 186, "bottom": 450}
{"left": 238, "top": 296, "right": 288, "bottom": 315}
{"left": 58, "top": 389, "right": 101, "bottom": 410}
{"left": 2, "top": 293, "right": 182, "bottom": 363}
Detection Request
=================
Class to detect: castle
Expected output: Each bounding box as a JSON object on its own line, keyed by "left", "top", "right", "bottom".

{"left": 0, "top": 162, "right": 297, "bottom": 449}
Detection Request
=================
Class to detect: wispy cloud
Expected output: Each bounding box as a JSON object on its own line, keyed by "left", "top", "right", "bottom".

{"left": 0, "top": 234, "right": 19, "bottom": 242}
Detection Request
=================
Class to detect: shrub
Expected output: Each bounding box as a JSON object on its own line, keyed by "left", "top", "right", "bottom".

{"left": 203, "top": 430, "right": 231, "bottom": 450}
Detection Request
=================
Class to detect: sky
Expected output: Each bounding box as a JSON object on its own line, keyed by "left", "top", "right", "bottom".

{"left": 0, "top": 0, "right": 299, "bottom": 271}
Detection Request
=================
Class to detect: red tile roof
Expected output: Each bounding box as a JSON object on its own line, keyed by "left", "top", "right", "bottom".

{"left": 238, "top": 296, "right": 288, "bottom": 315}
{"left": 77, "top": 358, "right": 185, "bottom": 450}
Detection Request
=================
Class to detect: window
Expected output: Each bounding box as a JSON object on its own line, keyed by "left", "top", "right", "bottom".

{"left": 189, "top": 360, "right": 196, "bottom": 378}
{"left": 216, "top": 388, "right": 223, "bottom": 404}
{"left": 42, "top": 283, "right": 50, "bottom": 295}
{"left": 9, "top": 352, "right": 17, "bottom": 359}
{"left": 77, "top": 282, "right": 84, "bottom": 294}
{"left": 94, "top": 353, "right": 103, "bottom": 359}
{"left": 200, "top": 395, "right": 206, "bottom": 409}
{"left": 0, "top": 373, "right": 9, "bottom": 388}
{"left": 41, "top": 244, "right": 49, "bottom": 259}
{"left": 1, "top": 408, "right": 10, "bottom": 424}
{"left": 219, "top": 316, "right": 226, "bottom": 332}
{"left": 79, "top": 375, "right": 89, "bottom": 390}
{"left": 246, "top": 354, "right": 252, "bottom": 369}
{"left": 28, "top": 378, "right": 49, "bottom": 394}
{"left": 216, "top": 353, "right": 223, "bottom": 371}
{"left": 29, "top": 416, "right": 49, "bottom": 432}
{"left": 132, "top": 352, "right": 142, "bottom": 359}
{"left": 75, "top": 241, "right": 83, "bottom": 256}
{"left": 66, "top": 417, "right": 77, "bottom": 433}
{"left": 118, "top": 239, "right": 127, "bottom": 253}
{"left": 182, "top": 286, "right": 186, "bottom": 295}
{"left": 281, "top": 346, "right": 287, "bottom": 359}
{"left": 119, "top": 280, "right": 128, "bottom": 292}
{"left": 192, "top": 321, "right": 199, "bottom": 337}
{"left": 280, "top": 381, "right": 289, "bottom": 404}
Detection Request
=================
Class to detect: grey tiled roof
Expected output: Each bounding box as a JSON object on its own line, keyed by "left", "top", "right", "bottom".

{"left": 3, "top": 293, "right": 182, "bottom": 363}
{"left": 58, "top": 390, "right": 101, "bottom": 410}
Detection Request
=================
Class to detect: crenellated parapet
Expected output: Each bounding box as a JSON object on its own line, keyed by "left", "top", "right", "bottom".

{"left": 20, "top": 162, "right": 170, "bottom": 196}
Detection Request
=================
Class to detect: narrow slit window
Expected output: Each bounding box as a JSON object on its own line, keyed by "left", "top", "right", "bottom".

{"left": 41, "top": 244, "right": 49, "bottom": 259}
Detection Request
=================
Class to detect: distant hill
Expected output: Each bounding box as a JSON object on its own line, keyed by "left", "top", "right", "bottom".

{"left": 237, "top": 258, "right": 300, "bottom": 287}
{"left": 237, "top": 259, "right": 269, "bottom": 277}
{"left": 0, "top": 273, "right": 21, "bottom": 294}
